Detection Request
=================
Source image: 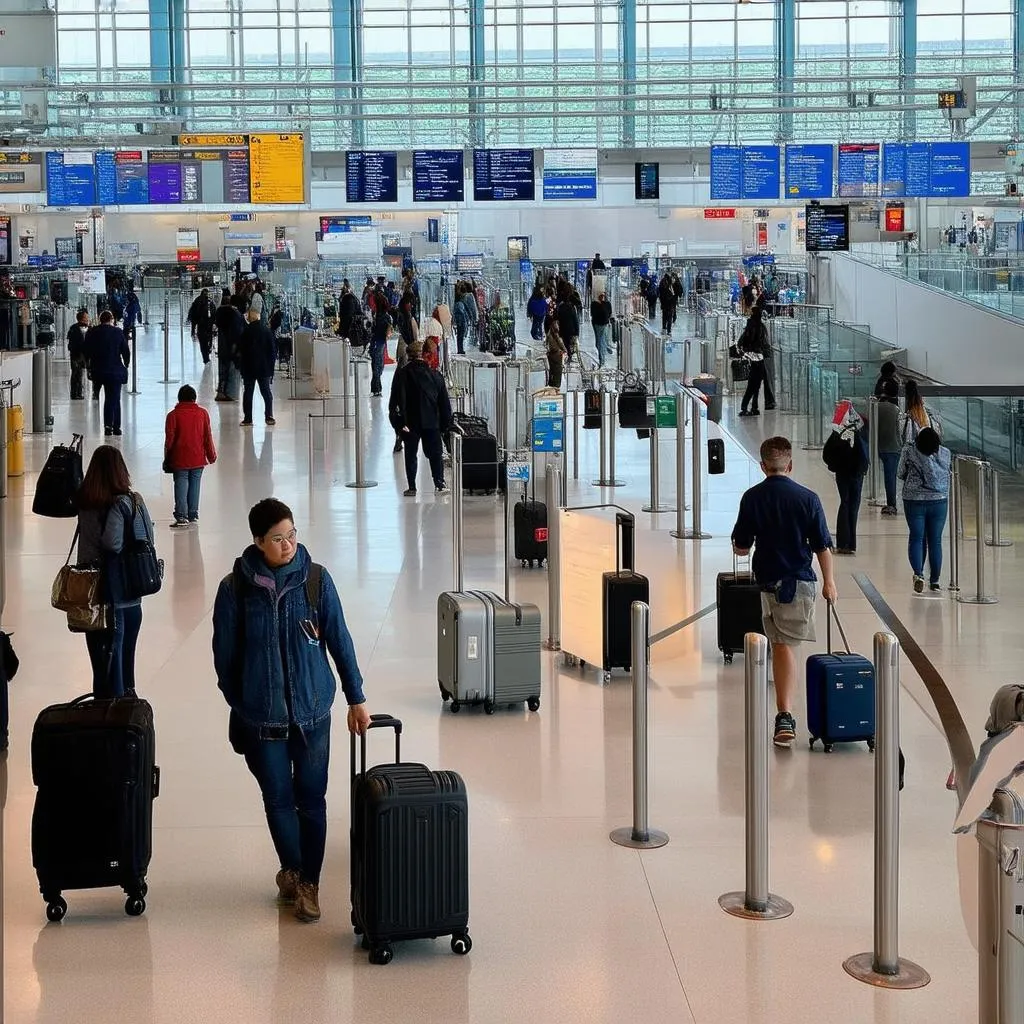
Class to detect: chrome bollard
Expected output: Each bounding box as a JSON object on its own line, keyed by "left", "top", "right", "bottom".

{"left": 345, "top": 359, "right": 377, "bottom": 490}
{"left": 543, "top": 463, "right": 561, "bottom": 651}
{"left": 867, "top": 396, "right": 884, "bottom": 507}
{"left": 451, "top": 433, "right": 464, "bottom": 591}
{"left": 986, "top": 467, "right": 1013, "bottom": 548}
{"left": 720, "top": 632, "right": 793, "bottom": 921}
{"left": 610, "top": 601, "right": 668, "bottom": 850}
{"left": 959, "top": 460, "right": 998, "bottom": 605}
{"left": 843, "top": 633, "right": 930, "bottom": 989}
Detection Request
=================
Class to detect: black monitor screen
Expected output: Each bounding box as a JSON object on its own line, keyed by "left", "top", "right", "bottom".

{"left": 346, "top": 151, "right": 398, "bottom": 203}
{"left": 412, "top": 150, "right": 464, "bottom": 202}
{"left": 473, "top": 149, "right": 534, "bottom": 201}
{"left": 805, "top": 203, "right": 850, "bottom": 252}
{"left": 635, "top": 162, "right": 660, "bottom": 200}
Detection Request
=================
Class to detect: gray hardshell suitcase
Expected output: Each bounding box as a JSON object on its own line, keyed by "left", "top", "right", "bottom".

{"left": 437, "top": 589, "right": 541, "bottom": 714}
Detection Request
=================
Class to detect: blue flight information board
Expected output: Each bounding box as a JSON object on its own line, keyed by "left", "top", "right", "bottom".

{"left": 45, "top": 151, "right": 97, "bottom": 206}
{"left": 784, "top": 144, "right": 833, "bottom": 199}
{"left": 412, "top": 150, "right": 464, "bottom": 202}
{"left": 882, "top": 141, "right": 970, "bottom": 197}
{"left": 837, "top": 143, "right": 880, "bottom": 197}
{"left": 473, "top": 149, "right": 535, "bottom": 201}
{"left": 542, "top": 149, "right": 598, "bottom": 200}
{"left": 710, "top": 145, "right": 781, "bottom": 201}
{"left": 96, "top": 151, "right": 149, "bottom": 205}
{"left": 346, "top": 151, "right": 398, "bottom": 203}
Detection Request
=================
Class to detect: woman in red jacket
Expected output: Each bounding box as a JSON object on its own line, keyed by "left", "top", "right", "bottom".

{"left": 165, "top": 384, "right": 218, "bottom": 529}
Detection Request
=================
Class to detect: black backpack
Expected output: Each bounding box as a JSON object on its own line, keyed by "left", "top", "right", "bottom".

{"left": 32, "top": 435, "right": 84, "bottom": 519}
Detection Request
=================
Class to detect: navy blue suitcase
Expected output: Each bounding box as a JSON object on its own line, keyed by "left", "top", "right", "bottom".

{"left": 806, "top": 604, "right": 875, "bottom": 753}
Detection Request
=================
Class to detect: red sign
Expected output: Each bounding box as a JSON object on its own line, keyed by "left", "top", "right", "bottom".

{"left": 884, "top": 203, "right": 905, "bottom": 233}
{"left": 176, "top": 248, "right": 200, "bottom": 265}
{"left": 704, "top": 208, "right": 736, "bottom": 219}
{"left": 534, "top": 528, "right": 549, "bottom": 543}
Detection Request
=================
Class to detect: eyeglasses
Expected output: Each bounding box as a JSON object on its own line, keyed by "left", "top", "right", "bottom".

{"left": 267, "top": 528, "right": 298, "bottom": 545}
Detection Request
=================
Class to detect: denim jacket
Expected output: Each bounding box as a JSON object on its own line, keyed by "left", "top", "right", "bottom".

{"left": 212, "top": 543, "right": 365, "bottom": 733}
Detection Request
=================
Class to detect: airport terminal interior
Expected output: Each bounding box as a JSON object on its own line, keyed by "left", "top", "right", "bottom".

{"left": 2, "top": 1, "right": 1024, "bottom": 1022}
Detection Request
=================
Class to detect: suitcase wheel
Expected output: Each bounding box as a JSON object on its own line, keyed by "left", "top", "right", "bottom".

{"left": 368, "top": 943, "right": 394, "bottom": 966}
{"left": 527, "top": 696, "right": 540, "bottom": 712}
{"left": 822, "top": 743, "right": 834, "bottom": 754}
{"left": 724, "top": 653, "right": 734, "bottom": 664}
{"left": 808, "top": 737, "right": 817, "bottom": 750}
{"left": 484, "top": 699, "right": 495, "bottom": 715}
{"left": 521, "top": 560, "right": 528, "bottom": 568}
{"left": 450, "top": 700, "right": 461, "bottom": 714}
{"left": 451, "top": 932, "right": 472, "bottom": 956}
{"left": 45, "top": 896, "right": 67, "bottom": 923}
{"left": 866, "top": 737, "right": 876, "bottom": 752}
{"left": 125, "top": 895, "right": 146, "bottom": 916}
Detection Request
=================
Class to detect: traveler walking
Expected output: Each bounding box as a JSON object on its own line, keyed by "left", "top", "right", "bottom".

{"left": 187, "top": 288, "right": 217, "bottom": 364}
{"left": 555, "top": 290, "right": 580, "bottom": 368}
{"left": 527, "top": 285, "right": 548, "bottom": 342}
{"left": 212, "top": 497, "right": 371, "bottom": 923}
{"left": 646, "top": 275, "right": 658, "bottom": 320}
{"left": 239, "top": 311, "right": 277, "bottom": 427}
{"left": 164, "top": 385, "right": 217, "bottom": 528}
{"left": 338, "top": 279, "right": 361, "bottom": 339}
{"left": 658, "top": 273, "right": 676, "bottom": 334}
{"left": 876, "top": 392, "right": 902, "bottom": 515}
{"left": 737, "top": 307, "right": 775, "bottom": 416}
{"left": 546, "top": 320, "right": 567, "bottom": 389}
{"left": 67, "top": 308, "right": 89, "bottom": 401}
{"left": 902, "top": 379, "right": 941, "bottom": 443}
{"left": 822, "top": 400, "right": 869, "bottom": 554}
{"left": 84, "top": 310, "right": 130, "bottom": 436}
{"left": 897, "top": 427, "right": 951, "bottom": 593}
{"left": 591, "top": 290, "right": 613, "bottom": 367}
{"left": 389, "top": 342, "right": 455, "bottom": 496}
{"left": 214, "top": 290, "right": 245, "bottom": 402}
{"left": 369, "top": 302, "right": 393, "bottom": 398}
{"left": 122, "top": 284, "right": 142, "bottom": 347}
{"left": 731, "top": 436, "right": 837, "bottom": 747}
{"left": 75, "top": 445, "right": 156, "bottom": 698}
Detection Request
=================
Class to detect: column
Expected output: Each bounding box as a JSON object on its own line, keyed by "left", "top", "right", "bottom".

{"left": 149, "top": 0, "right": 186, "bottom": 114}
{"left": 899, "top": 0, "right": 917, "bottom": 140}
{"left": 622, "top": 0, "right": 637, "bottom": 147}
{"left": 775, "top": 0, "right": 796, "bottom": 141}
{"left": 1015, "top": 0, "right": 1024, "bottom": 136}
{"left": 332, "top": 0, "right": 364, "bottom": 145}
{"left": 469, "top": 0, "right": 486, "bottom": 146}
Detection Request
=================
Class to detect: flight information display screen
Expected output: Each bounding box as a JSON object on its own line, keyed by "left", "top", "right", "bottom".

{"left": 710, "top": 145, "right": 781, "bottom": 200}
{"left": 96, "top": 151, "right": 149, "bottom": 205}
{"left": 346, "top": 151, "right": 399, "bottom": 203}
{"left": 413, "top": 150, "right": 465, "bottom": 202}
{"left": 473, "top": 149, "right": 534, "bottom": 201}
{"left": 45, "top": 151, "right": 97, "bottom": 206}
{"left": 635, "top": 162, "right": 660, "bottom": 200}
{"left": 784, "top": 144, "right": 833, "bottom": 199}
{"left": 805, "top": 203, "right": 850, "bottom": 252}
{"left": 148, "top": 148, "right": 251, "bottom": 204}
{"left": 837, "top": 143, "right": 880, "bottom": 197}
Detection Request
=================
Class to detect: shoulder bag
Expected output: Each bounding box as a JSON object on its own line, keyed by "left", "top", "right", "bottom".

{"left": 51, "top": 526, "right": 111, "bottom": 632}
{"left": 105, "top": 495, "right": 164, "bottom": 603}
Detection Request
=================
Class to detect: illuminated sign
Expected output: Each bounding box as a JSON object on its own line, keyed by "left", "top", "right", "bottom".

{"left": 249, "top": 133, "right": 305, "bottom": 204}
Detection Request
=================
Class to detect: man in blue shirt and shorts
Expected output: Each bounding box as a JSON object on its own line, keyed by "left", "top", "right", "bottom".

{"left": 731, "top": 436, "right": 837, "bottom": 747}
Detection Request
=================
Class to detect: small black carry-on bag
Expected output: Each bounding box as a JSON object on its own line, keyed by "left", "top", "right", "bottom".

{"left": 350, "top": 715, "right": 471, "bottom": 965}
{"left": 602, "top": 512, "right": 650, "bottom": 673}
{"left": 33, "top": 434, "right": 84, "bottom": 519}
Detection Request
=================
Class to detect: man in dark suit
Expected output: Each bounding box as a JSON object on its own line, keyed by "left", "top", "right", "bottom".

{"left": 84, "top": 310, "right": 130, "bottom": 436}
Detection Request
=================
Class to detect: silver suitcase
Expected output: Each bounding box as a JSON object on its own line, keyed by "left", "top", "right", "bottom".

{"left": 437, "top": 589, "right": 541, "bottom": 714}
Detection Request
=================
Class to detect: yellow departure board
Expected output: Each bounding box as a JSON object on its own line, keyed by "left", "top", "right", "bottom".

{"left": 249, "top": 133, "right": 306, "bottom": 204}
{"left": 176, "top": 134, "right": 248, "bottom": 147}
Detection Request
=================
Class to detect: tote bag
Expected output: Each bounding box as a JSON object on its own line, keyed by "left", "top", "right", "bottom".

{"left": 51, "top": 526, "right": 110, "bottom": 632}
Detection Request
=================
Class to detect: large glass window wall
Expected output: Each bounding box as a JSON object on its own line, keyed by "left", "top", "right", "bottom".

{"left": 46, "top": 0, "right": 1024, "bottom": 149}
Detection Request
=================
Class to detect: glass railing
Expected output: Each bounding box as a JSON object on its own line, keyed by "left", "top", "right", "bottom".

{"left": 917, "top": 388, "right": 1024, "bottom": 474}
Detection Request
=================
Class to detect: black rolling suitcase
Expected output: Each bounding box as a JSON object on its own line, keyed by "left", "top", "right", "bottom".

{"left": 32, "top": 434, "right": 84, "bottom": 519}
{"left": 716, "top": 554, "right": 764, "bottom": 663}
{"left": 31, "top": 694, "right": 159, "bottom": 921}
{"left": 350, "top": 715, "right": 471, "bottom": 965}
{"left": 602, "top": 513, "right": 649, "bottom": 673}
{"left": 514, "top": 497, "right": 547, "bottom": 567}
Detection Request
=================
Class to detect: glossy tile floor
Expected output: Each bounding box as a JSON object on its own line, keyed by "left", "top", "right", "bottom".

{"left": 0, "top": 317, "right": 1000, "bottom": 1023}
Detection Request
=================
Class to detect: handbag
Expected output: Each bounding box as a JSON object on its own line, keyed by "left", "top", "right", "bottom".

{"left": 0, "top": 631, "right": 18, "bottom": 681}
{"left": 51, "top": 527, "right": 111, "bottom": 632}
{"left": 105, "top": 495, "right": 164, "bottom": 603}
{"left": 32, "top": 434, "right": 84, "bottom": 519}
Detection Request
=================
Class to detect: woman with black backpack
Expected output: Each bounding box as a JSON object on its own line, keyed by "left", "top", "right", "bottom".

{"left": 737, "top": 307, "right": 776, "bottom": 416}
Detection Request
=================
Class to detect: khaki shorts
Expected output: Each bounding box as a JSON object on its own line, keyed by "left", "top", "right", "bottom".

{"left": 760, "top": 581, "right": 817, "bottom": 647}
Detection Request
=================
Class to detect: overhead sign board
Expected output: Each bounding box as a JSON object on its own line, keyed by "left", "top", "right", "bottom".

{"left": 248, "top": 133, "right": 306, "bottom": 204}
{"left": 542, "top": 149, "right": 598, "bottom": 201}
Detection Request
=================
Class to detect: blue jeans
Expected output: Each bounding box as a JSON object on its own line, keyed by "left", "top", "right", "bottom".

{"left": 102, "top": 379, "right": 123, "bottom": 431}
{"left": 531, "top": 315, "right": 545, "bottom": 340}
{"left": 217, "top": 353, "right": 238, "bottom": 399}
{"left": 903, "top": 498, "right": 948, "bottom": 584}
{"left": 370, "top": 340, "right": 386, "bottom": 395}
{"left": 173, "top": 467, "right": 203, "bottom": 522}
{"left": 242, "top": 376, "right": 274, "bottom": 422}
{"left": 85, "top": 604, "right": 143, "bottom": 698}
{"left": 242, "top": 717, "right": 331, "bottom": 885}
{"left": 594, "top": 322, "right": 611, "bottom": 365}
{"left": 879, "top": 452, "right": 899, "bottom": 507}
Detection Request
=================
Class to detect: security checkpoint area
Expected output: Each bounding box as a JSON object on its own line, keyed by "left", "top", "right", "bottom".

{"left": 2, "top": 1, "right": 1024, "bottom": 1022}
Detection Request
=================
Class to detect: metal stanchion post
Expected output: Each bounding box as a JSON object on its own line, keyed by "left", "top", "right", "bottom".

{"left": 867, "top": 396, "right": 884, "bottom": 507}
{"left": 977, "top": 788, "right": 1024, "bottom": 1024}
{"left": 843, "top": 633, "right": 930, "bottom": 989}
{"left": 43, "top": 345, "right": 53, "bottom": 430}
{"left": 593, "top": 390, "right": 624, "bottom": 487}
{"left": 597, "top": 390, "right": 608, "bottom": 484}
{"left": 948, "top": 465, "right": 960, "bottom": 593}
{"left": 340, "top": 341, "right": 352, "bottom": 429}
{"left": 986, "top": 466, "right": 1012, "bottom": 548}
{"left": 572, "top": 391, "right": 579, "bottom": 481}
{"left": 543, "top": 463, "right": 561, "bottom": 651}
{"left": 345, "top": 360, "right": 377, "bottom": 490}
{"left": 452, "top": 433, "right": 464, "bottom": 591}
{"left": 720, "top": 632, "right": 793, "bottom": 920}
{"left": 160, "top": 295, "right": 177, "bottom": 384}
{"left": 610, "top": 600, "right": 668, "bottom": 850}
{"left": 689, "top": 394, "right": 711, "bottom": 540}
{"left": 128, "top": 328, "right": 140, "bottom": 395}
{"left": 960, "top": 460, "right": 997, "bottom": 605}
{"left": 671, "top": 391, "right": 690, "bottom": 539}
{"left": 643, "top": 426, "right": 673, "bottom": 513}
{"left": 0, "top": 393, "right": 7, "bottom": 499}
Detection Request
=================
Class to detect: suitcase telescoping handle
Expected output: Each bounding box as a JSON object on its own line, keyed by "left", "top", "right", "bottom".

{"left": 350, "top": 713, "right": 403, "bottom": 780}
{"left": 826, "top": 600, "right": 852, "bottom": 656}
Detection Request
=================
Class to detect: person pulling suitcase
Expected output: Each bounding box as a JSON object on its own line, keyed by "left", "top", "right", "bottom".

{"left": 212, "top": 498, "right": 371, "bottom": 923}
